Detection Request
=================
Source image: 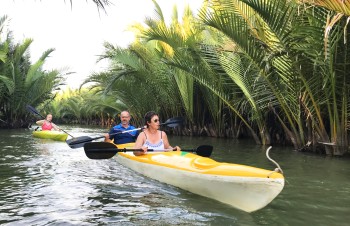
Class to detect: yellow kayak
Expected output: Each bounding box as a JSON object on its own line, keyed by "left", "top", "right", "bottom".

{"left": 112, "top": 143, "right": 284, "bottom": 212}
{"left": 32, "top": 130, "right": 68, "bottom": 141}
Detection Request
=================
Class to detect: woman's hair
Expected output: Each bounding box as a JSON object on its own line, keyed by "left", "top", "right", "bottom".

{"left": 144, "top": 111, "right": 158, "bottom": 127}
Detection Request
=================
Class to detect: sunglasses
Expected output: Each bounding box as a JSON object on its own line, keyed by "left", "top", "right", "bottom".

{"left": 153, "top": 119, "right": 159, "bottom": 123}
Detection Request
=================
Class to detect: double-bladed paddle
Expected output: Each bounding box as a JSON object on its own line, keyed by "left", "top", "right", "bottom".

{"left": 83, "top": 142, "right": 213, "bottom": 159}
{"left": 26, "top": 105, "right": 74, "bottom": 138}
{"left": 66, "top": 117, "right": 184, "bottom": 149}
{"left": 0, "top": 118, "right": 8, "bottom": 124}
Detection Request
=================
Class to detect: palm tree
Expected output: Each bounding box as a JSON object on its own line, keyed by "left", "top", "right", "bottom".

{"left": 68, "top": 0, "right": 112, "bottom": 11}
{"left": 0, "top": 15, "right": 64, "bottom": 128}
{"left": 200, "top": 0, "right": 350, "bottom": 154}
{"left": 64, "top": 0, "right": 350, "bottom": 155}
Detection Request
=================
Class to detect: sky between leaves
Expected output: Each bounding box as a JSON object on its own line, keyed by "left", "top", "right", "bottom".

{"left": 1, "top": 0, "right": 202, "bottom": 88}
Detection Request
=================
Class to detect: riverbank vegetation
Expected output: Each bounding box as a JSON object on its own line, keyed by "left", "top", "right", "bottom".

{"left": 1, "top": 0, "right": 350, "bottom": 156}
{"left": 0, "top": 15, "right": 65, "bottom": 128}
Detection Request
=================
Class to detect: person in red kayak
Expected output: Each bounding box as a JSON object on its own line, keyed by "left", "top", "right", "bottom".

{"left": 36, "top": 114, "right": 60, "bottom": 131}
{"left": 133, "top": 111, "right": 180, "bottom": 156}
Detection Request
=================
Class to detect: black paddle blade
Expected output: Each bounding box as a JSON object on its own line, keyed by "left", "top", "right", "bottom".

{"left": 195, "top": 145, "right": 213, "bottom": 157}
{"left": 66, "top": 136, "right": 95, "bottom": 149}
{"left": 26, "top": 105, "right": 44, "bottom": 118}
{"left": 162, "top": 117, "right": 184, "bottom": 128}
{"left": 0, "top": 118, "right": 8, "bottom": 124}
{"left": 84, "top": 142, "right": 118, "bottom": 159}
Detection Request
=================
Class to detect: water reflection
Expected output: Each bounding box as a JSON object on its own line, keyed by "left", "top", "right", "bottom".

{"left": 0, "top": 128, "right": 350, "bottom": 225}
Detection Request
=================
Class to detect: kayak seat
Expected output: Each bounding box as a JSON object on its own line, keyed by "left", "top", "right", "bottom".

{"left": 192, "top": 157, "right": 219, "bottom": 170}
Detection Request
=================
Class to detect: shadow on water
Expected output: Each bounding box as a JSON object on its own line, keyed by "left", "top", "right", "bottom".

{"left": 0, "top": 128, "right": 349, "bottom": 225}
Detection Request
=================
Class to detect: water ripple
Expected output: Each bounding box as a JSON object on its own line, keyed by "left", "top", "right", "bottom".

{"left": 1, "top": 129, "right": 350, "bottom": 225}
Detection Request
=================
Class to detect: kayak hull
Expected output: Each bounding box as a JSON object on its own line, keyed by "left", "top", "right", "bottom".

{"left": 32, "top": 130, "right": 68, "bottom": 141}
{"left": 114, "top": 144, "right": 284, "bottom": 213}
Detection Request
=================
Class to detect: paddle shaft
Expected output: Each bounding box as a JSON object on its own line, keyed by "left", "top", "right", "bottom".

{"left": 66, "top": 117, "right": 183, "bottom": 148}
{"left": 86, "top": 147, "right": 177, "bottom": 153}
{"left": 95, "top": 127, "right": 143, "bottom": 140}
{"left": 66, "top": 127, "right": 143, "bottom": 148}
{"left": 94, "top": 120, "right": 175, "bottom": 140}
{"left": 83, "top": 142, "right": 213, "bottom": 159}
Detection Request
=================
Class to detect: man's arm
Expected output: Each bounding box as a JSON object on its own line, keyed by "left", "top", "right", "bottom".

{"left": 104, "top": 127, "right": 115, "bottom": 143}
{"left": 104, "top": 134, "right": 113, "bottom": 143}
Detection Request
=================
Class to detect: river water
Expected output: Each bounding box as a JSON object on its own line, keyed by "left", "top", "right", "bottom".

{"left": 0, "top": 126, "right": 349, "bottom": 225}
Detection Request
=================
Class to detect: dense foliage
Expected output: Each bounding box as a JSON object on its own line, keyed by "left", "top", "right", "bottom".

{"left": 80, "top": 0, "right": 350, "bottom": 155}
{"left": 0, "top": 16, "right": 64, "bottom": 128}
{"left": 1, "top": 0, "right": 350, "bottom": 156}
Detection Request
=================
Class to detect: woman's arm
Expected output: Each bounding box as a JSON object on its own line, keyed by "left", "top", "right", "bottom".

{"left": 133, "top": 132, "right": 147, "bottom": 156}
{"left": 162, "top": 131, "right": 180, "bottom": 151}
{"left": 133, "top": 132, "right": 145, "bottom": 148}
{"left": 51, "top": 123, "right": 60, "bottom": 131}
{"left": 36, "top": 120, "right": 44, "bottom": 126}
{"left": 162, "top": 132, "right": 171, "bottom": 149}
